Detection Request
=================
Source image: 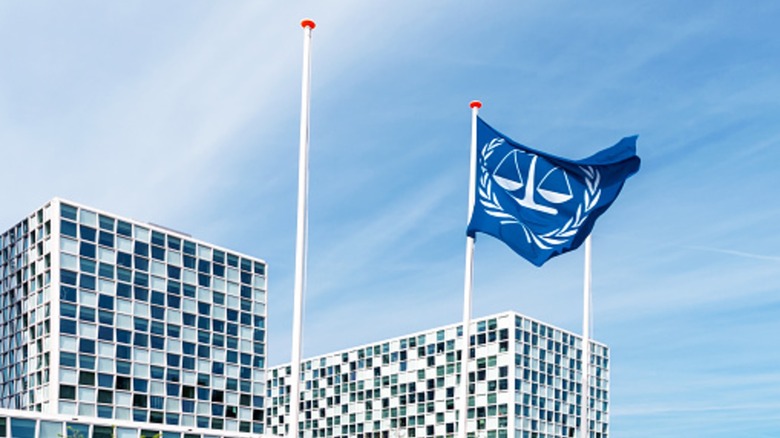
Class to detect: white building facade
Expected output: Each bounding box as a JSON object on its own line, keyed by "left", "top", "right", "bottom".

{"left": 0, "top": 199, "right": 268, "bottom": 437}
{"left": 2, "top": 199, "right": 608, "bottom": 438}
{"left": 266, "top": 311, "right": 609, "bottom": 438}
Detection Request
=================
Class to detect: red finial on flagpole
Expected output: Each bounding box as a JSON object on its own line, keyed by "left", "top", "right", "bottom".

{"left": 301, "top": 19, "right": 316, "bottom": 30}
{"left": 470, "top": 100, "right": 482, "bottom": 109}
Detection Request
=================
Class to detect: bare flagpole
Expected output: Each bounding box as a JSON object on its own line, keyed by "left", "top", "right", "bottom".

{"left": 581, "top": 236, "right": 592, "bottom": 438}
{"left": 457, "top": 100, "right": 481, "bottom": 438}
{"left": 289, "top": 18, "right": 316, "bottom": 438}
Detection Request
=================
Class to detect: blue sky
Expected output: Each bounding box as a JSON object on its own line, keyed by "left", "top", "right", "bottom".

{"left": 2, "top": 1, "right": 779, "bottom": 436}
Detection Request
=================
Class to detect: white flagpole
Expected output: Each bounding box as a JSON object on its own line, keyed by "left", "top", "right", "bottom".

{"left": 289, "top": 18, "right": 315, "bottom": 438}
{"left": 580, "top": 236, "right": 592, "bottom": 438}
{"left": 457, "top": 100, "right": 481, "bottom": 438}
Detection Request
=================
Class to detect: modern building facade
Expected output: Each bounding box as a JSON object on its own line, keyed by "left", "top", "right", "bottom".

{"left": 266, "top": 311, "right": 609, "bottom": 438}
{"left": 0, "top": 199, "right": 268, "bottom": 437}
{"left": 2, "top": 199, "right": 609, "bottom": 438}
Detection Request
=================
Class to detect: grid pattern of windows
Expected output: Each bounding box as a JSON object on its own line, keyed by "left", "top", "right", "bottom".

{"left": 0, "top": 408, "right": 260, "bottom": 438}
{"left": 54, "top": 201, "right": 268, "bottom": 434}
{"left": 513, "top": 316, "right": 609, "bottom": 438}
{"left": 266, "top": 312, "right": 609, "bottom": 438}
{"left": 0, "top": 203, "right": 53, "bottom": 411}
{"left": 1, "top": 199, "right": 269, "bottom": 435}
{"left": 267, "top": 314, "right": 515, "bottom": 438}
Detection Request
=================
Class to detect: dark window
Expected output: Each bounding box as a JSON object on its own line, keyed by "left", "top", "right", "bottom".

{"left": 116, "top": 376, "right": 131, "bottom": 390}
{"left": 134, "top": 333, "right": 148, "bottom": 347}
{"left": 134, "top": 272, "right": 149, "bottom": 287}
{"left": 61, "top": 220, "right": 78, "bottom": 238}
{"left": 97, "top": 390, "right": 113, "bottom": 404}
{"left": 167, "top": 235, "right": 181, "bottom": 250}
{"left": 99, "top": 215, "right": 114, "bottom": 231}
{"left": 98, "top": 326, "right": 114, "bottom": 341}
{"left": 79, "top": 339, "right": 95, "bottom": 354}
{"left": 134, "top": 317, "right": 149, "bottom": 332}
{"left": 99, "top": 310, "right": 114, "bottom": 325}
{"left": 80, "top": 274, "right": 96, "bottom": 290}
{"left": 134, "top": 379, "right": 148, "bottom": 392}
{"left": 117, "top": 252, "right": 132, "bottom": 268}
{"left": 117, "top": 220, "right": 132, "bottom": 237}
{"left": 79, "top": 371, "right": 95, "bottom": 386}
{"left": 117, "top": 267, "right": 132, "bottom": 282}
{"left": 61, "top": 303, "right": 77, "bottom": 318}
{"left": 151, "top": 306, "right": 165, "bottom": 320}
{"left": 98, "top": 294, "right": 114, "bottom": 310}
{"left": 151, "top": 291, "right": 165, "bottom": 306}
{"left": 80, "top": 258, "right": 97, "bottom": 274}
{"left": 151, "top": 246, "right": 165, "bottom": 261}
{"left": 62, "top": 287, "right": 77, "bottom": 304}
{"left": 116, "top": 345, "right": 131, "bottom": 359}
{"left": 60, "top": 385, "right": 76, "bottom": 400}
{"left": 135, "top": 256, "right": 149, "bottom": 271}
{"left": 98, "top": 373, "right": 113, "bottom": 388}
{"left": 167, "top": 294, "right": 180, "bottom": 309}
{"left": 151, "top": 231, "right": 165, "bottom": 246}
{"left": 134, "top": 287, "right": 149, "bottom": 301}
{"left": 183, "top": 240, "right": 196, "bottom": 255}
{"left": 79, "top": 354, "right": 96, "bottom": 370}
{"left": 61, "top": 203, "right": 78, "bottom": 220}
{"left": 134, "top": 241, "right": 149, "bottom": 257}
{"left": 80, "top": 225, "right": 97, "bottom": 242}
{"left": 150, "top": 366, "right": 164, "bottom": 379}
{"left": 61, "top": 270, "right": 78, "bottom": 286}
{"left": 98, "top": 231, "right": 114, "bottom": 248}
{"left": 79, "top": 242, "right": 96, "bottom": 259}
{"left": 61, "top": 352, "right": 77, "bottom": 367}
{"left": 117, "top": 329, "right": 132, "bottom": 344}
{"left": 151, "top": 321, "right": 165, "bottom": 335}
{"left": 98, "top": 263, "right": 114, "bottom": 279}
{"left": 167, "top": 354, "right": 181, "bottom": 368}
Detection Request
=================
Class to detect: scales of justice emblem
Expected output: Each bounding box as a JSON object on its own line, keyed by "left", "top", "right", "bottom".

{"left": 492, "top": 149, "right": 573, "bottom": 216}
{"left": 477, "top": 138, "right": 602, "bottom": 250}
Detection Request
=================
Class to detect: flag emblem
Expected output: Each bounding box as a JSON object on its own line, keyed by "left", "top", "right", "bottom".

{"left": 467, "top": 118, "right": 640, "bottom": 266}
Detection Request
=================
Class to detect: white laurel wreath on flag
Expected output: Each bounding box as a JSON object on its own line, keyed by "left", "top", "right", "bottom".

{"left": 477, "top": 138, "right": 602, "bottom": 250}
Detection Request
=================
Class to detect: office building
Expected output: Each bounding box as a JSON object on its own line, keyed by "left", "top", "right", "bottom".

{"left": 0, "top": 199, "right": 268, "bottom": 437}
{"left": 1, "top": 199, "right": 608, "bottom": 438}
{"left": 266, "top": 311, "right": 609, "bottom": 438}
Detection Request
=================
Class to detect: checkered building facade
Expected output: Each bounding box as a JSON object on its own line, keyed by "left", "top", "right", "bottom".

{"left": 267, "top": 312, "right": 609, "bottom": 438}
{"left": 0, "top": 199, "right": 268, "bottom": 436}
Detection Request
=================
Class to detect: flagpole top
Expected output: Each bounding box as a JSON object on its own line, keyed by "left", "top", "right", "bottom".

{"left": 301, "top": 19, "right": 316, "bottom": 30}
{"left": 469, "top": 100, "right": 482, "bottom": 109}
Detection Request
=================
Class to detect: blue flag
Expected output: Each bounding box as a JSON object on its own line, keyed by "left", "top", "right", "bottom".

{"left": 467, "top": 117, "right": 640, "bottom": 267}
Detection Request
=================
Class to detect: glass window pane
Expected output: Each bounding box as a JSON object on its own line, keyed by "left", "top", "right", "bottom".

{"left": 39, "top": 421, "right": 62, "bottom": 437}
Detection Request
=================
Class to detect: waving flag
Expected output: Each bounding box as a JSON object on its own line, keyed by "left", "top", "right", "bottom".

{"left": 467, "top": 117, "right": 640, "bottom": 266}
